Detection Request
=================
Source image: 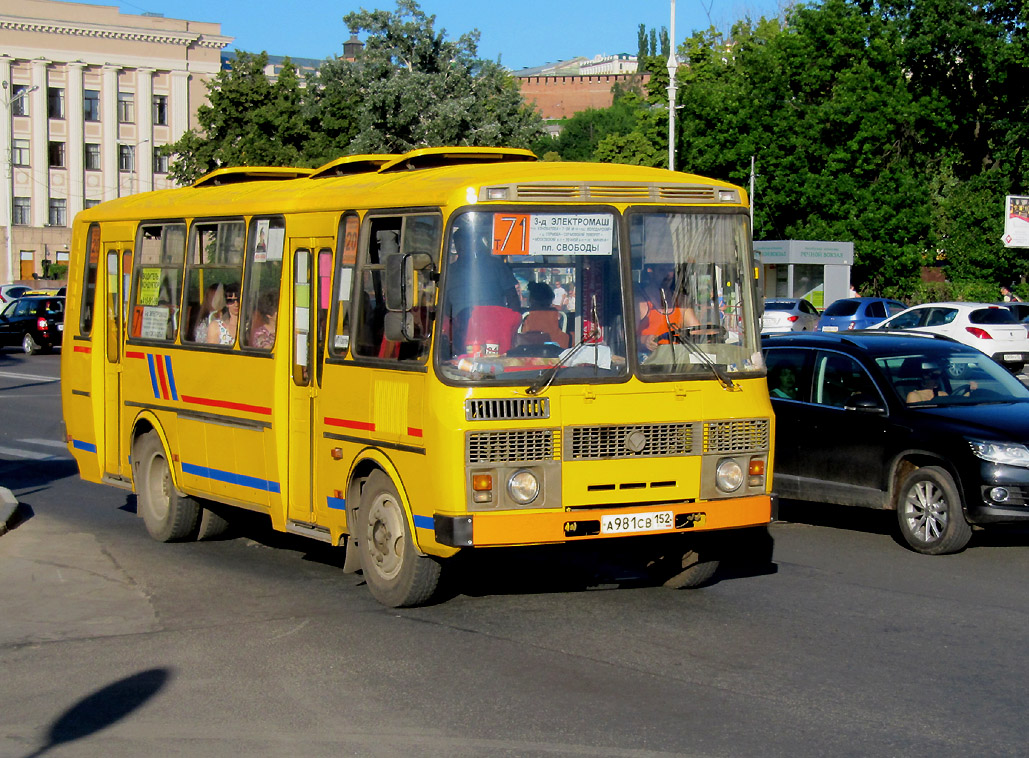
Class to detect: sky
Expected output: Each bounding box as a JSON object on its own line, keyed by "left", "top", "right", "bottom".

{"left": 69, "top": 0, "right": 789, "bottom": 71}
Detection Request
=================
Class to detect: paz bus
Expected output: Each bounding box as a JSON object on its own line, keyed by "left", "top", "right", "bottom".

{"left": 61, "top": 147, "right": 776, "bottom": 607}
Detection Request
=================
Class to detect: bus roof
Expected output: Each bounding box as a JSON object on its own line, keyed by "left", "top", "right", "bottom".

{"left": 75, "top": 147, "right": 748, "bottom": 225}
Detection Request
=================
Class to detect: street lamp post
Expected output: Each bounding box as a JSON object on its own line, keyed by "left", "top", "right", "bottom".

{"left": 667, "top": 0, "right": 678, "bottom": 172}
{"left": 3, "top": 81, "right": 38, "bottom": 285}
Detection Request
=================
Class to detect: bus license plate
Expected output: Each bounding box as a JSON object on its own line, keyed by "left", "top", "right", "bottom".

{"left": 600, "top": 510, "right": 673, "bottom": 534}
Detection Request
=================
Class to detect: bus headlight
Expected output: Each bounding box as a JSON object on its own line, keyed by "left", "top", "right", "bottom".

{"left": 507, "top": 470, "right": 540, "bottom": 504}
{"left": 715, "top": 458, "right": 744, "bottom": 493}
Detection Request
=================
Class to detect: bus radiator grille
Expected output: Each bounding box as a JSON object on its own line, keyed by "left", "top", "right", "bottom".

{"left": 465, "top": 398, "right": 550, "bottom": 421}
{"left": 566, "top": 423, "right": 695, "bottom": 460}
{"left": 702, "top": 419, "right": 770, "bottom": 454}
{"left": 467, "top": 430, "right": 556, "bottom": 463}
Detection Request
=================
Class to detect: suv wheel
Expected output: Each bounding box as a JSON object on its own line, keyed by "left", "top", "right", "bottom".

{"left": 896, "top": 466, "right": 971, "bottom": 555}
{"left": 22, "top": 332, "right": 38, "bottom": 355}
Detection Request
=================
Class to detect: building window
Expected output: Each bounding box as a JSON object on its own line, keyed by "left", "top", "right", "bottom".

{"left": 11, "top": 84, "right": 29, "bottom": 117}
{"left": 12, "top": 197, "right": 31, "bottom": 225}
{"left": 153, "top": 147, "right": 169, "bottom": 174}
{"left": 84, "top": 199, "right": 101, "bottom": 209}
{"left": 48, "top": 141, "right": 66, "bottom": 168}
{"left": 11, "top": 139, "right": 29, "bottom": 167}
{"left": 48, "top": 199, "right": 67, "bottom": 227}
{"left": 152, "top": 95, "right": 168, "bottom": 126}
{"left": 84, "top": 89, "right": 101, "bottom": 121}
{"left": 119, "top": 144, "right": 135, "bottom": 172}
{"left": 85, "top": 143, "right": 101, "bottom": 171}
{"left": 47, "top": 87, "right": 65, "bottom": 119}
{"left": 117, "top": 92, "right": 134, "bottom": 123}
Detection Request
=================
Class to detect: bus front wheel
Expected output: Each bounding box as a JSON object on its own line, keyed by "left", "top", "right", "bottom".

{"left": 134, "top": 432, "right": 200, "bottom": 542}
{"left": 359, "top": 470, "right": 441, "bottom": 607}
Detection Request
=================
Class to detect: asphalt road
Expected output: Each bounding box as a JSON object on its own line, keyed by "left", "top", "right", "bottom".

{"left": 2, "top": 349, "right": 1028, "bottom": 757}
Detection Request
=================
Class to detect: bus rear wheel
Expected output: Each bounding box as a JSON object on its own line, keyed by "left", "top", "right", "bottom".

{"left": 134, "top": 432, "right": 200, "bottom": 542}
{"left": 359, "top": 471, "right": 441, "bottom": 607}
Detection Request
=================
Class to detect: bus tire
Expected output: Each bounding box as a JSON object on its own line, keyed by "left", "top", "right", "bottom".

{"left": 663, "top": 550, "right": 720, "bottom": 589}
{"left": 195, "top": 504, "right": 231, "bottom": 540}
{"left": 134, "top": 432, "right": 200, "bottom": 542}
{"left": 360, "top": 470, "right": 441, "bottom": 608}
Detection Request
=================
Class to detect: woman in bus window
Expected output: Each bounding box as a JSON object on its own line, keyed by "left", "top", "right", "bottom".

{"left": 206, "top": 282, "right": 240, "bottom": 346}
{"left": 192, "top": 283, "right": 221, "bottom": 343}
{"left": 249, "top": 289, "right": 279, "bottom": 350}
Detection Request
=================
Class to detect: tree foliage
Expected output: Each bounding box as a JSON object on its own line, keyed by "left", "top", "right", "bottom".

{"left": 167, "top": 0, "right": 545, "bottom": 182}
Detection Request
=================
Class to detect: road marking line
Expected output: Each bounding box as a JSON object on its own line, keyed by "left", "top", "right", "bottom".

{"left": 0, "top": 371, "right": 59, "bottom": 383}
{"left": 0, "top": 445, "right": 63, "bottom": 460}
{"left": 21, "top": 438, "right": 68, "bottom": 449}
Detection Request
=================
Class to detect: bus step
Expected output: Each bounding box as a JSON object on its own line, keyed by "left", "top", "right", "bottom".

{"left": 286, "top": 520, "right": 333, "bottom": 543}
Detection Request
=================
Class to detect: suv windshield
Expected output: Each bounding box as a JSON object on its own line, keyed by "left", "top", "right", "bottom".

{"left": 879, "top": 349, "right": 1029, "bottom": 406}
{"left": 437, "top": 209, "right": 628, "bottom": 385}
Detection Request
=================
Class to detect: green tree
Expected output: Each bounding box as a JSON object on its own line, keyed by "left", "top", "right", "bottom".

{"left": 167, "top": 52, "right": 313, "bottom": 184}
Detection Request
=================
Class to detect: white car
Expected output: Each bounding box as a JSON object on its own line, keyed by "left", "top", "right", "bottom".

{"left": 761, "top": 298, "right": 820, "bottom": 333}
{"left": 873, "top": 302, "right": 1029, "bottom": 371}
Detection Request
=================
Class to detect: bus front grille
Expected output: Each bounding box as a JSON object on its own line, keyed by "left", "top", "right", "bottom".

{"left": 466, "top": 398, "right": 550, "bottom": 421}
{"left": 566, "top": 423, "right": 695, "bottom": 460}
{"left": 467, "top": 429, "right": 556, "bottom": 463}
{"left": 703, "top": 419, "right": 770, "bottom": 453}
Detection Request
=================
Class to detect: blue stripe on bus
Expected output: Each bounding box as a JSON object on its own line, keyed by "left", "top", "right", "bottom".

{"left": 181, "top": 462, "right": 281, "bottom": 493}
{"left": 413, "top": 514, "right": 434, "bottom": 530}
{"left": 327, "top": 496, "right": 346, "bottom": 510}
{"left": 164, "top": 355, "right": 178, "bottom": 401}
{"left": 146, "top": 354, "right": 160, "bottom": 399}
{"left": 72, "top": 439, "right": 97, "bottom": 453}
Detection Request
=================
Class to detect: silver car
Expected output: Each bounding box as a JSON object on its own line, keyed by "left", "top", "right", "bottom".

{"left": 761, "top": 298, "right": 820, "bottom": 333}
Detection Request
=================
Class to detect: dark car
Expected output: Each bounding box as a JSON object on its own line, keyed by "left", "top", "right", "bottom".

{"left": 0, "top": 295, "right": 65, "bottom": 354}
{"left": 763, "top": 330, "right": 1029, "bottom": 554}
{"left": 816, "top": 297, "right": 907, "bottom": 332}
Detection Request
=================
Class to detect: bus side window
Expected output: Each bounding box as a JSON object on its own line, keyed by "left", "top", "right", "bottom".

{"left": 130, "top": 223, "right": 185, "bottom": 342}
{"left": 242, "top": 217, "right": 285, "bottom": 351}
{"left": 184, "top": 219, "right": 245, "bottom": 346}
{"left": 80, "top": 224, "right": 101, "bottom": 336}
{"left": 329, "top": 213, "right": 359, "bottom": 358}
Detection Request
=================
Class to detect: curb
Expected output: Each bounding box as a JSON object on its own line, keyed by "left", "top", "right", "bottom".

{"left": 0, "top": 487, "right": 18, "bottom": 536}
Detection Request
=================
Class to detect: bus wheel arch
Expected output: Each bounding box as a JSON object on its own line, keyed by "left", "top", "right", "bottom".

{"left": 132, "top": 429, "right": 200, "bottom": 542}
{"left": 344, "top": 458, "right": 441, "bottom": 607}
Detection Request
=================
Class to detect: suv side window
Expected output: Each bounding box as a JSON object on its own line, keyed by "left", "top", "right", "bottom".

{"left": 764, "top": 347, "right": 812, "bottom": 402}
{"left": 813, "top": 351, "right": 879, "bottom": 408}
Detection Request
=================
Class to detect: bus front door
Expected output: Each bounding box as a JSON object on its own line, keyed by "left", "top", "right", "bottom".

{"left": 103, "top": 245, "right": 132, "bottom": 481}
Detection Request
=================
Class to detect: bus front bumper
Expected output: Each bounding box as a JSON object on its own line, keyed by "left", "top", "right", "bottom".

{"left": 433, "top": 494, "right": 774, "bottom": 548}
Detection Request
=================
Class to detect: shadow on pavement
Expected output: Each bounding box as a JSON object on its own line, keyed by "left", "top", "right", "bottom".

{"left": 0, "top": 459, "right": 80, "bottom": 492}
{"left": 21, "top": 668, "right": 171, "bottom": 758}
{"left": 776, "top": 498, "right": 895, "bottom": 536}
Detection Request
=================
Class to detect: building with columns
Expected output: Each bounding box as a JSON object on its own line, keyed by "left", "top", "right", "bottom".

{"left": 0, "top": 0, "right": 231, "bottom": 284}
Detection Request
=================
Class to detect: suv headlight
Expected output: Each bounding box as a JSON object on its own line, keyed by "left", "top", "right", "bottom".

{"left": 968, "top": 439, "right": 1029, "bottom": 467}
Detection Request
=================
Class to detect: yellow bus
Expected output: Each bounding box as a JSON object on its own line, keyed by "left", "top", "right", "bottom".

{"left": 61, "top": 147, "right": 775, "bottom": 607}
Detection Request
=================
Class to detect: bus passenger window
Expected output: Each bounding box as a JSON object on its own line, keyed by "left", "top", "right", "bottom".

{"left": 330, "top": 214, "right": 359, "bottom": 358}
{"left": 130, "top": 223, "right": 185, "bottom": 342}
{"left": 242, "top": 217, "right": 285, "bottom": 351}
{"left": 184, "top": 219, "right": 245, "bottom": 347}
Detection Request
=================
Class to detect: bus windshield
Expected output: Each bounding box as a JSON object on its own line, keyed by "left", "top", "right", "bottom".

{"left": 630, "top": 211, "right": 761, "bottom": 378}
{"left": 437, "top": 209, "right": 629, "bottom": 384}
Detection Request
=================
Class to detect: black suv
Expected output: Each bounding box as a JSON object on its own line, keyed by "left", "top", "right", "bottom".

{"left": 763, "top": 330, "right": 1029, "bottom": 554}
{"left": 0, "top": 295, "right": 65, "bottom": 354}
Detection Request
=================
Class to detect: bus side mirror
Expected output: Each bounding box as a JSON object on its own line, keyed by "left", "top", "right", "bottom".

{"left": 384, "top": 252, "right": 434, "bottom": 341}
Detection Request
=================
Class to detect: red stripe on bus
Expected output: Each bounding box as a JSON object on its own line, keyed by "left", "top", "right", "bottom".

{"left": 324, "top": 417, "right": 376, "bottom": 432}
{"left": 126, "top": 351, "right": 146, "bottom": 359}
{"left": 407, "top": 427, "right": 423, "bottom": 438}
{"left": 155, "top": 357, "right": 170, "bottom": 400}
{"left": 181, "top": 395, "right": 273, "bottom": 415}
{"left": 73, "top": 345, "right": 91, "bottom": 353}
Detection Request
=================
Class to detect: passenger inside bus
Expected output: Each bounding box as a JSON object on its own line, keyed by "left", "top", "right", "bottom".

{"left": 190, "top": 283, "right": 222, "bottom": 343}
{"left": 635, "top": 264, "right": 701, "bottom": 353}
{"left": 248, "top": 289, "right": 279, "bottom": 350}
{"left": 517, "top": 281, "right": 570, "bottom": 349}
{"left": 206, "top": 282, "right": 240, "bottom": 346}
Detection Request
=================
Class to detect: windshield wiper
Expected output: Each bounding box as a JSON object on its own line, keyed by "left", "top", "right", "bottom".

{"left": 526, "top": 294, "right": 603, "bottom": 396}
